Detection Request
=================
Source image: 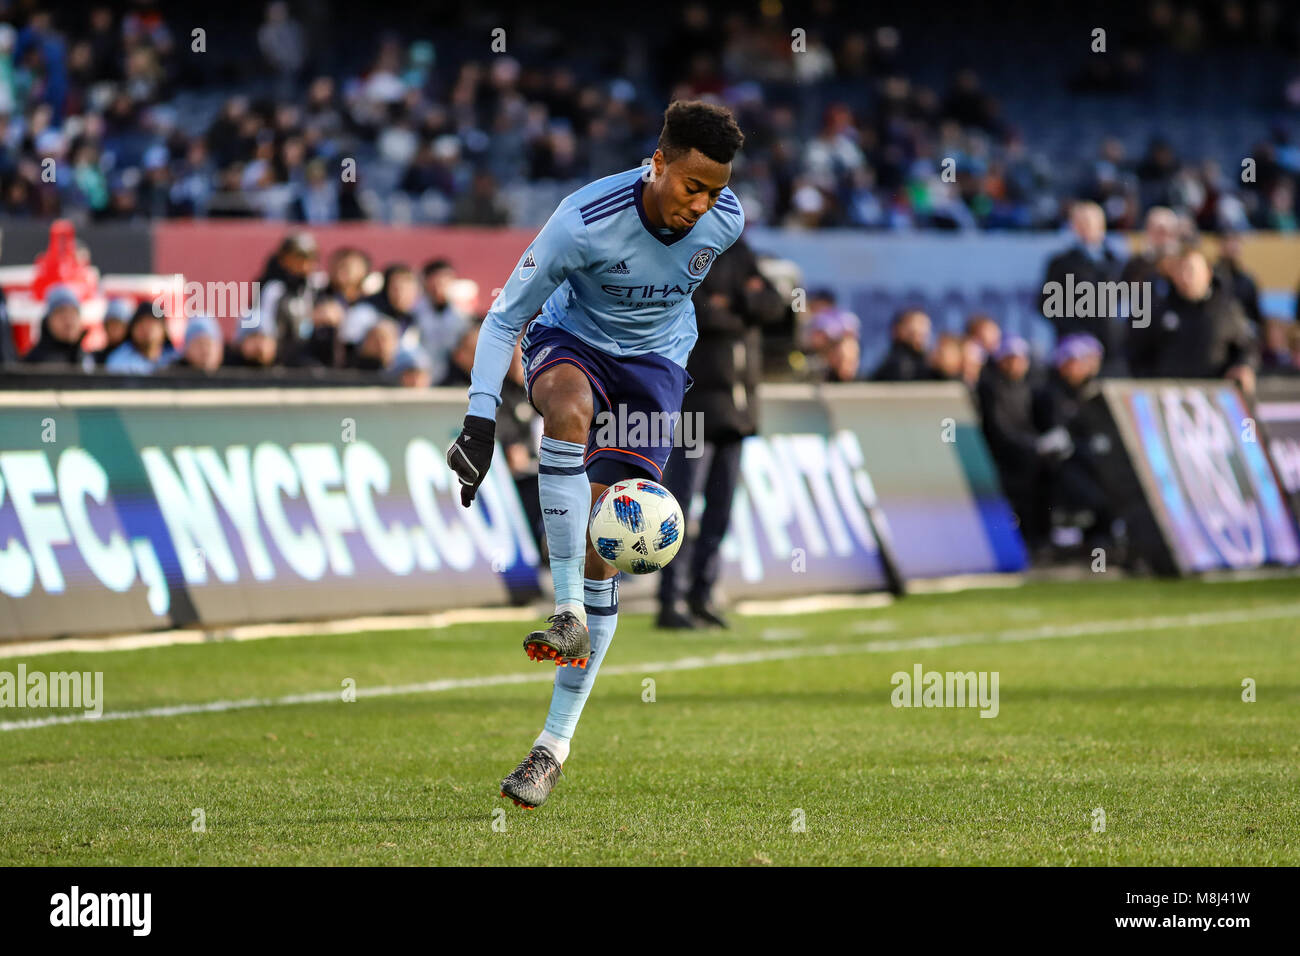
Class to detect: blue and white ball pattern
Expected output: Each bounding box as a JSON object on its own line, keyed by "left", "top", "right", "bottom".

{"left": 588, "top": 478, "right": 685, "bottom": 574}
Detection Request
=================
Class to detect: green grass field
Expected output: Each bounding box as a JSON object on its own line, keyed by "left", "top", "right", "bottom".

{"left": 2, "top": 576, "right": 1297, "bottom": 866}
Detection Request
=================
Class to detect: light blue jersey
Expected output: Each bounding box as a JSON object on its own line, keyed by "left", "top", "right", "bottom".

{"left": 467, "top": 166, "right": 745, "bottom": 419}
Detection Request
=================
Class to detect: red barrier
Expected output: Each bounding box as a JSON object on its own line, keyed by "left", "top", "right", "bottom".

{"left": 152, "top": 221, "right": 538, "bottom": 337}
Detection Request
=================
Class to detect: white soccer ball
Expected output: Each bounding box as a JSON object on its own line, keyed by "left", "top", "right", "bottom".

{"left": 588, "top": 478, "right": 684, "bottom": 574}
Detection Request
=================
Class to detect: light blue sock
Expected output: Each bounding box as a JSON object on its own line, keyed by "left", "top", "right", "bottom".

{"left": 540, "top": 577, "right": 619, "bottom": 751}
{"left": 538, "top": 436, "right": 590, "bottom": 615}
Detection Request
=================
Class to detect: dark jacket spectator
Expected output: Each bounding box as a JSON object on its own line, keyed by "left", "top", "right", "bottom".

{"left": 977, "top": 337, "right": 1048, "bottom": 547}
{"left": 250, "top": 233, "right": 318, "bottom": 348}
{"left": 872, "top": 309, "right": 937, "bottom": 381}
{"left": 340, "top": 265, "right": 420, "bottom": 354}
{"left": 0, "top": 288, "right": 16, "bottom": 365}
{"left": 1031, "top": 334, "right": 1115, "bottom": 545}
{"left": 223, "top": 327, "right": 280, "bottom": 369}
{"left": 684, "top": 237, "right": 785, "bottom": 441}
{"left": 978, "top": 341, "right": 1040, "bottom": 473}
{"left": 1215, "top": 234, "right": 1262, "bottom": 329}
{"left": 1039, "top": 201, "right": 1127, "bottom": 374}
{"left": 22, "top": 286, "right": 91, "bottom": 368}
{"left": 1260, "top": 319, "right": 1296, "bottom": 376}
{"left": 288, "top": 298, "right": 347, "bottom": 368}
{"left": 440, "top": 323, "right": 477, "bottom": 388}
{"left": 1118, "top": 206, "right": 1181, "bottom": 291}
{"left": 322, "top": 247, "right": 370, "bottom": 310}
{"left": 346, "top": 317, "right": 400, "bottom": 372}
{"left": 92, "top": 297, "right": 134, "bottom": 365}
{"left": 1129, "top": 249, "right": 1258, "bottom": 380}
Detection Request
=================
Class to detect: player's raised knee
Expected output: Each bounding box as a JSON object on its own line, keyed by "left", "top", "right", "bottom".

{"left": 534, "top": 365, "right": 594, "bottom": 443}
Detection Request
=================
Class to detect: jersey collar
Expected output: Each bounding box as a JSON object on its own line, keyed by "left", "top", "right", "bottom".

{"left": 635, "top": 176, "right": 695, "bottom": 247}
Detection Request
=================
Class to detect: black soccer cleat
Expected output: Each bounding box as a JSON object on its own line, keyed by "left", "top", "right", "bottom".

{"left": 688, "top": 599, "right": 730, "bottom": 629}
{"left": 500, "top": 745, "right": 563, "bottom": 809}
{"left": 655, "top": 606, "right": 697, "bottom": 630}
{"left": 523, "top": 611, "right": 591, "bottom": 668}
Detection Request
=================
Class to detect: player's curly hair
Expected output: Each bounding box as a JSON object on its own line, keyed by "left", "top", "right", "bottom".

{"left": 657, "top": 100, "right": 744, "bottom": 165}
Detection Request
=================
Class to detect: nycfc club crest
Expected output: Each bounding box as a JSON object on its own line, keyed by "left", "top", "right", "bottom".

{"left": 688, "top": 247, "right": 717, "bottom": 276}
{"left": 519, "top": 250, "right": 537, "bottom": 281}
{"left": 529, "top": 346, "right": 553, "bottom": 372}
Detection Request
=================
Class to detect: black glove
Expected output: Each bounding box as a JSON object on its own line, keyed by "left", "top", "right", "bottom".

{"left": 446, "top": 414, "right": 496, "bottom": 507}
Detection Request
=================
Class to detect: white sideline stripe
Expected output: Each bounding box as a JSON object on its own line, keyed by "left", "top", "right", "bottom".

{"left": 2, "top": 602, "right": 1298, "bottom": 733}
{"left": 0, "top": 606, "right": 541, "bottom": 659}
{"left": 734, "top": 592, "right": 896, "bottom": 615}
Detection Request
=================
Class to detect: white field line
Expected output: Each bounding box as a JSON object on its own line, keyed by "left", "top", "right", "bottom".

{"left": 0, "top": 606, "right": 541, "bottom": 659}
{"left": 2, "top": 602, "right": 1298, "bottom": 733}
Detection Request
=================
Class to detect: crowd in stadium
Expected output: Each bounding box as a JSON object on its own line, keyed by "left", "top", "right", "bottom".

{"left": 1, "top": 2, "right": 1299, "bottom": 230}
{"left": 5, "top": 195, "right": 1291, "bottom": 566}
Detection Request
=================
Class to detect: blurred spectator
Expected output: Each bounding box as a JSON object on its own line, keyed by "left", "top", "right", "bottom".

{"left": 441, "top": 322, "right": 477, "bottom": 387}
{"left": 799, "top": 289, "right": 858, "bottom": 352}
{"left": 290, "top": 296, "right": 346, "bottom": 368}
{"left": 0, "top": 288, "right": 14, "bottom": 366}
{"left": 106, "top": 303, "right": 178, "bottom": 373}
{"left": 1289, "top": 324, "right": 1300, "bottom": 376}
{"left": 341, "top": 263, "right": 420, "bottom": 354}
{"left": 92, "top": 297, "right": 134, "bottom": 365}
{"left": 1214, "top": 231, "right": 1263, "bottom": 329}
{"left": 1264, "top": 178, "right": 1296, "bottom": 231}
{"left": 1033, "top": 334, "right": 1115, "bottom": 552}
{"left": 22, "top": 286, "right": 91, "bottom": 369}
{"left": 961, "top": 315, "right": 997, "bottom": 402}
{"left": 977, "top": 336, "right": 1047, "bottom": 551}
{"left": 1039, "top": 201, "right": 1127, "bottom": 375}
{"left": 258, "top": 2, "right": 306, "bottom": 100}
{"left": 250, "top": 232, "right": 318, "bottom": 347}
{"left": 658, "top": 236, "right": 784, "bottom": 629}
{"left": 224, "top": 325, "right": 280, "bottom": 368}
{"left": 452, "top": 170, "right": 510, "bottom": 226}
{"left": 1119, "top": 206, "right": 1181, "bottom": 291}
{"left": 960, "top": 338, "right": 988, "bottom": 393}
{"left": 322, "top": 247, "right": 371, "bottom": 309}
{"left": 289, "top": 158, "right": 339, "bottom": 223}
{"left": 824, "top": 332, "right": 862, "bottom": 383}
{"left": 964, "top": 313, "right": 1002, "bottom": 357}
{"left": 929, "top": 333, "right": 965, "bottom": 381}
{"left": 348, "top": 316, "right": 400, "bottom": 371}
{"left": 414, "top": 258, "right": 469, "bottom": 386}
{"left": 389, "top": 347, "right": 433, "bottom": 387}
{"left": 174, "top": 315, "right": 224, "bottom": 372}
{"left": 1128, "top": 246, "right": 1258, "bottom": 392}
{"left": 1259, "top": 319, "right": 1295, "bottom": 375}
{"left": 799, "top": 292, "right": 862, "bottom": 382}
{"left": 872, "top": 308, "right": 935, "bottom": 381}
{"left": 496, "top": 336, "right": 536, "bottom": 476}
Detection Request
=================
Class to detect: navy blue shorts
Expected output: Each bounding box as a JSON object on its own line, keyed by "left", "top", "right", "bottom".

{"left": 522, "top": 321, "right": 691, "bottom": 485}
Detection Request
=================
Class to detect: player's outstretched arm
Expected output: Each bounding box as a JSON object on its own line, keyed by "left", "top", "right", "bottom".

{"left": 446, "top": 202, "right": 589, "bottom": 506}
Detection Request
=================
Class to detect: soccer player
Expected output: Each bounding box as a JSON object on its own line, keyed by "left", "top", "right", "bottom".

{"left": 446, "top": 101, "right": 745, "bottom": 808}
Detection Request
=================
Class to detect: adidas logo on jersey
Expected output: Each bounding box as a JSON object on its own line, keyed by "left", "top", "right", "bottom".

{"left": 606, "top": 260, "right": 630, "bottom": 275}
